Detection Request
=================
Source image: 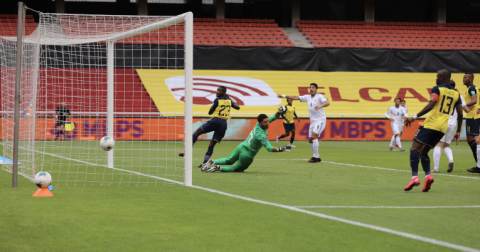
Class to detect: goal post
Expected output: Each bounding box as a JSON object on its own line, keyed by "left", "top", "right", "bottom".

{"left": 1, "top": 10, "right": 194, "bottom": 187}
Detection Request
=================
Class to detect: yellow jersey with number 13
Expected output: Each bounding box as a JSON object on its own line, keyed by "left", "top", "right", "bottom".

{"left": 423, "top": 83, "right": 461, "bottom": 133}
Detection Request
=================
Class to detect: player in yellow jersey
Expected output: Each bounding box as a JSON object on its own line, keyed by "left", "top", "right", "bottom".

{"left": 404, "top": 69, "right": 463, "bottom": 192}
{"left": 276, "top": 98, "right": 300, "bottom": 147}
{"left": 178, "top": 86, "right": 240, "bottom": 167}
{"left": 462, "top": 73, "right": 480, "bottom": 173}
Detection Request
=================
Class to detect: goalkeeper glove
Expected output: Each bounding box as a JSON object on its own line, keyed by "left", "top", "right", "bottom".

{"left": 277, "top": 145, "right": 292, "bottom": 152}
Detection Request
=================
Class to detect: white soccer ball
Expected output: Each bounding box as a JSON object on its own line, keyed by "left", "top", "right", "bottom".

{"left": 278, "top": 106, "right": 287, "bottom": 113}
{"left": 100, "top": 136, "right": 115, "bottom": 151}
{"left": 34, "top": 171, "right": 52, "bottom": 188}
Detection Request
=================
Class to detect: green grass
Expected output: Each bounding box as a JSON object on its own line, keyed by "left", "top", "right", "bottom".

{"left": 1, "top": 140, "right": 480, "bottom": 252}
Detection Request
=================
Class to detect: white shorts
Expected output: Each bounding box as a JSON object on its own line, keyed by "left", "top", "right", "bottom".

{"left": 440, "top": 124, "right": 456, "bottom": 144}
{"left": 391, "top": 123, "right": 404, "bottom": 135}
{"left": 309, "top": 120, "right": 326, "bottom": 138}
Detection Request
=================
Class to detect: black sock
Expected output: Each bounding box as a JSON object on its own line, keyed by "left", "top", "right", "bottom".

{"left": 469, "top": 140, "right": 477, "bottom": 163}
{"left": 410, "top": 150, "right": 420, "bottom": 177}
{"left": 420, "top": 154, "right": 431, "bottom": 175}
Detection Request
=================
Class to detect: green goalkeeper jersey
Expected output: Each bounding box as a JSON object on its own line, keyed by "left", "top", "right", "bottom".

{"left": 241, "top": 114, "right": 278, "bottom": 154}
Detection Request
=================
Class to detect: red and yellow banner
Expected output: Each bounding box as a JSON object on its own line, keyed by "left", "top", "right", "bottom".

{"left": 0, "top": 117, "right": 425, "bottom": 141}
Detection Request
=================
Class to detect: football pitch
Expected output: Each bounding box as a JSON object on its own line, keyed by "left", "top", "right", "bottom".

{"left": 1, "top": 140, "right": 480, "bottom": 252}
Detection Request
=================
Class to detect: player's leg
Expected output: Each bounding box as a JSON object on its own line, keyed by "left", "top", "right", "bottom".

{"left": 61, "top": 124, "right": 66, "bottom": 139}
{"left": 219, "top": 151, "right": 254, "bottom": 172}
{"left": 471, "top": 135, "right": 480, "bottom": 173}
{"left": 395, "top": 125, "right": 404, "bottom": 150}
{"left": 277, "top": 123, "right": 290, "bottom": 144}
{"left": 419, "top": 143, "right": 435, "bottom": 192}
{"left": 199, "top": 119, "right": 227, "bottom": 167}
{"left": 289, "top": 123, "right": 296, "bottom": 147}
{"left": 389, "top": 122, "right": 396, "bottom": 150}
{"left": 55, "top": 122, "right": 61, "bottom": 140}
{"left": 465, "top": 119, "right": 478, "bottom": 166}
{"left": 308, "top": 120, "right": 325, "bottom": 163}
{"left": 432, "top": 137, "right": 445, "bottom": 173}
{"left": 405, "top": 138, "right": 422, "bottom": 191}
{"left": 214, "top": 144, "right": 242, "bottom": 166}
{"left": 442, "top": 125, "right": 455, "bottom": 172}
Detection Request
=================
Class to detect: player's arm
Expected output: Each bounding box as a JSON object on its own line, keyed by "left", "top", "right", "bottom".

{"left": 466, "top": 87, "right": 477, "bottom": 107}
{"left": 277, "top": 94, "right": 299, "bottom": 100}
{"left": 294, "top": 111, "right": 300, "bottom": 123}
{"left": 208, "top": 99, "right": 218, "bottom": 115}
{"left": 232, "top": 102, "right": 240, "bottom": 110}
{"left": 406, "top": 88, "right": 438, "bottom": 126}
{"left": 384, "top": 108, "right": 392, "bottom": 120}
{"left": 260, "top": 136, "right": 290, "bottom": 152}
{"left": 454, "top": 102, "right": 463, "bottom": 145}
{"left": 315, "top": 100, "right": 330, "bottom": 110}
{"left": 270, "top": 113, "right": 280, "bottom": 122}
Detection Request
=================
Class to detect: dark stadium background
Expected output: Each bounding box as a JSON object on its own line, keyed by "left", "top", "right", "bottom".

{"left": 2, "top": 0, "right": 480, "bottom": 25}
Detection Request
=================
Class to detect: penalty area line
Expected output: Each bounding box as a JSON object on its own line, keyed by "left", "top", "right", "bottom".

{"left": 192, "top": 185, "right": 480, "bottom": 252}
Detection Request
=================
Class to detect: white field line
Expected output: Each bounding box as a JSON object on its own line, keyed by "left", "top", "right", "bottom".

{"left": 264, "top": 158, "right": 480, "bottom": 180}
{"left": 191, "top": 185, "right": 480, "bottom": 252}
{"left": 297, "top": 205, "right": 480, "bottom": 209}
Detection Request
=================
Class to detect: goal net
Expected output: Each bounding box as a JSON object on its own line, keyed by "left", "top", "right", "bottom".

{"left": 0, "top": 10, "right": 193, "bottom": 186}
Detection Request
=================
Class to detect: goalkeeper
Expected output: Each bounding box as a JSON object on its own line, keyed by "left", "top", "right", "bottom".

{"left": 202, "top": 109, "right": 291, "bottom": 173}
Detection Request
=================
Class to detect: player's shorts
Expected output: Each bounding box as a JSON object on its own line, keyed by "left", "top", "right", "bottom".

{"left": 201, "top": 117, "right": 228, "bottom": 142}
{"left": 309, "top": 120, "right": 326, "bottom": 138}
{"left": 413, "top": 126, "right": 445, "bottom": 148}
{"left": 56, "top": 120, "right": 66, "bottom": 127}
{"left": 283, "top": 123, "right": 296, "bottom": 133}
{"left": 465, "top": 118, "right": 480, "bottom": 136}
{"left": 439, "top": 124, "right": 456, "bottom": 144}
{"left": 391, "top": 123, "right": 404, "bottom": 135}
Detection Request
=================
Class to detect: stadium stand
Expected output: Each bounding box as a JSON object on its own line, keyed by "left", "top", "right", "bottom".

{"left": 297, "top": 20, "right": 480, "bottom": 50}
{"left": 59, "top": 16, "right": 294, "bottom": 47}
{"left": 0, "top": 14, "right": 36, "bottom": 36}
{"left": 38, "top": 69, "right": 157, "bottom": 114}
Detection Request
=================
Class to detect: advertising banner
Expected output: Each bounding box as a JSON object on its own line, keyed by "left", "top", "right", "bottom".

{"left": 138, "top": 69, "right": 473, "bottom": 118}
{"left": 1, "top": 117, "right": 429, "bottom": 141}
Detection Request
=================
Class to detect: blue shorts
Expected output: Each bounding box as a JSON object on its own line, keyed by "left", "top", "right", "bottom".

{"left": 413, "top": 126, "right": 445, "bottom": 148}
{"left": 283, "top": 123, "right": 296, "bottom": 133}
{"left": 465, "top": 118, "right": 480, "bottom": 136}
{"left": 201, "top": 117, "right": 227, "bottom": 142}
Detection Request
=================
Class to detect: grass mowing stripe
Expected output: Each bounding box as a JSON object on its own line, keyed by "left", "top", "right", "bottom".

{"left": 297, "top": 205, "right": 480, "bottom": 209}
{"left": 192, "top": 184, "right": 480, "bottom": 252}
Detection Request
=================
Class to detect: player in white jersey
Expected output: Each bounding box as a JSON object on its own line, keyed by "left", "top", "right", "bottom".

{"left": 277, "top": 83, "right": 330, "bottom": 163}
{"left": 432, "top": 80, "right": 469, "bottom": 173}
{"left": 401, "top": 100, "right": 408, "bottom": 115}
{"left": 385, "top": 97, "right": 407, "bottom": 151}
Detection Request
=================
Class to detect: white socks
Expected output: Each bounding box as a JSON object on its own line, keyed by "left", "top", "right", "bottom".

{"left": 390, "top": 135, "right": 396, "bottom": 147}
{"left": 311, "top": 139, "right": 319, "bottom": 158}
{"left": 395, "top": 136, "right": 402, "bottom": 148}
{"left": 433, "top": 146, "right": 441, "bottom": 171}
{"left": 443, "top": 147, "right": 453, "bottom": 163}
{"left": 477, "top": 145, "right": 480, "bottom": 168}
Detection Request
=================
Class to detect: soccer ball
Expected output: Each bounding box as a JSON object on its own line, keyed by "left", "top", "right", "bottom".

{"left": 100, "top": 136, "right": 115, "bottom": 151}
{"left": 278, "top": 106, "right": 287, "bottom": 113}
{"left": 34, "top": 171, "right": 52, "bottom": 188}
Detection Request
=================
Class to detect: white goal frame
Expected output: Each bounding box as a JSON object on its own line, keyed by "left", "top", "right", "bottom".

{"left": 1, "top": 8, "right": 193, "bottom": 187}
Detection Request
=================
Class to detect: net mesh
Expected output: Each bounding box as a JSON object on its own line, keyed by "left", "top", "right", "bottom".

{"left": 1, "top": 12, "right": 191, "bottom": 186}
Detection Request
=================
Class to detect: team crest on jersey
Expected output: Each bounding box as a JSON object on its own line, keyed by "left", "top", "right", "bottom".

{"left": 165, "top": 76, "right": 281, "bottom": 106}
